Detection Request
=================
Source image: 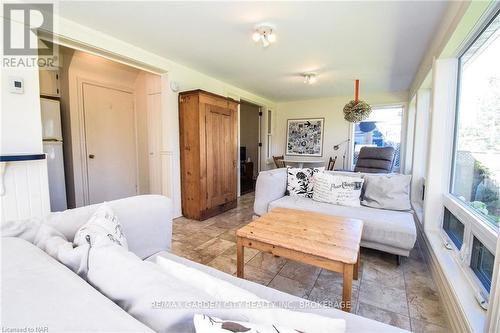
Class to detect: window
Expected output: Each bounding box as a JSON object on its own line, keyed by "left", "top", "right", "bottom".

{"left": 443, "top": 208, "right": 465, "bottom": 248}
{"left": 451, "top": 12, "right": 500, "bottom": 229}
{"left": 353, "top": 106, "right": 403, "bottom": 171}
{"left": 470, "top": 236, "right": 495, "bottom": 292}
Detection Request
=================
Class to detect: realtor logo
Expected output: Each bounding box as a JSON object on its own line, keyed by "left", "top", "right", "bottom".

{"left": 3, "top": 3, "right": 53, "bottom": 55}
{"left": 3, "top": 3, "right": 58, "bottom": 68}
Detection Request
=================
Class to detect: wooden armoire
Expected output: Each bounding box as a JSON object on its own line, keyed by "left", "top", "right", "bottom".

{"left": 179, "top": 90, "right": 238, "bottom": 220}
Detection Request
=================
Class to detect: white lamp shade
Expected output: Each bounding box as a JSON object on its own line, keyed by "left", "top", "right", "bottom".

{"left": 267, "top": 32, "right": 276, "bottom": 43}
{"left": 252, "top": 31, "right": 261, "bottom": 42}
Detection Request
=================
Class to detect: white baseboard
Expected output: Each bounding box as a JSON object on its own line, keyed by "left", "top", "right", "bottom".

{"left": 415, "top": 223, "right": 472, "bottom": 333}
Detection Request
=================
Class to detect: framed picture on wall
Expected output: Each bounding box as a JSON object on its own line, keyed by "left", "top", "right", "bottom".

{"left": 286, "top": 118, "right": 324, "bottom": 156}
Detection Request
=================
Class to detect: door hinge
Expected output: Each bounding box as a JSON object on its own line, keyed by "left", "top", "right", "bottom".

{"left": 258, "top": 142, "right": 262, "bottom": 147}
{"left": 259, "top": 111, "right": 263, "bottom": 116}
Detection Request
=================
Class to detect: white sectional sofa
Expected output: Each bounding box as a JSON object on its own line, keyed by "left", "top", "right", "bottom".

{"left": 254, "top": 168, "right": 417, "bottom": 258}
{"left": 2, "top": 195, "right": 409, "bottom": 333}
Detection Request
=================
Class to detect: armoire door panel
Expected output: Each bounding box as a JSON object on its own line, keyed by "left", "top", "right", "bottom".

{"left": 205, "top": 104, "right": 236, "bottom": 208}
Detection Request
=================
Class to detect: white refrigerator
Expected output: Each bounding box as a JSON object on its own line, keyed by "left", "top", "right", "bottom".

{"left": 41, "top": 98, "right": 68, "bottom": 212}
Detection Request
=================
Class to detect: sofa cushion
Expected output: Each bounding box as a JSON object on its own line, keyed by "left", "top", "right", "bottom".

{"left": 254, "top": 168, "right": 288, "bottom": 216}
{"left": 193, "top": 314, "right": 328, "bottom": 333}
{"left": 44, "top": 195, "right": 172, "bottom": 259}
{"left": 361, "top": 174, "right": 412, "bottom": 211}
{"left": 147, "top": 251, "right": 410, "bottom": 333}
{"left": 268, "top": 196, "right": 416, "bottom": 251}
{"left": 1, "top": 237, "right": 153, "bottom": 332}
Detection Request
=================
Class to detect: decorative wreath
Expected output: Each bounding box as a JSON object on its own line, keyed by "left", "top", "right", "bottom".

{"left": 343, "top": 100, "right": 372, "bottom": 123}
{"left": 343, "top": 80, "right": 372, "bottom": 123}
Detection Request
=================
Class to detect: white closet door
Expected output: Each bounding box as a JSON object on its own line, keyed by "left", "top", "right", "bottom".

{"left": 83, "top": 83, "right": 137, "bottom": 204}
{"left": 147, "top": 93, "right": 162, "bottom": 194}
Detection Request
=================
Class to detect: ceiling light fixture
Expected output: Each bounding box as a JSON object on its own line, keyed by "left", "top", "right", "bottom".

{"left": 252, "top": 24, "right": 276, "bottom": 48}
{"left": 302, "top": 73, "right": 317, "bottom": 84}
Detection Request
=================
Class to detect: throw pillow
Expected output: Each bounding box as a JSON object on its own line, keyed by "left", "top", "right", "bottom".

{"left": 73, "top": 204, "right": 128, "bottom": 249}
{"left": 361, "top": 174, "right": 412, "bottom": 211}
{"left": 194, "top": 314, "right": 309, "bottom": 333}
{"left": 286, "top": 167, "right": 323, "bottom": 198}
{"left": 312, "top": 172, "right": 364, "bottom": 207}
{"left": 323, "top": 170, "right": 364, "bottom": 178}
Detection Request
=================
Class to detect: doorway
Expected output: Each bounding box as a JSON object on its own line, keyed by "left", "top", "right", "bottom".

{"left": 83, "top": 83, "right": 137, "bottom": 204}
{"left": 239, "top": 100, "right": 261, "bottom": 194}
{"left": 39, "top": 44, "right": 163, "bottom": 209}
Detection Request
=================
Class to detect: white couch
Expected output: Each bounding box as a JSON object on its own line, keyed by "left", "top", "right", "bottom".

{"left": 2, "top": 195, "right": 409, "bottom": 333}
{"left": 254, "top": 168, "right": 417, "bottom": 258}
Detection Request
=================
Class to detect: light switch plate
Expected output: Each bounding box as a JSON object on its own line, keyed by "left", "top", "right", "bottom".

{"left": 9, "top": 76, "right": 24, "bottom": 94}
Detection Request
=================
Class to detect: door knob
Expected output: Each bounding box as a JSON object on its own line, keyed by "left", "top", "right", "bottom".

{"left": 89, "top": 154, "right": 95, "bottom": 159}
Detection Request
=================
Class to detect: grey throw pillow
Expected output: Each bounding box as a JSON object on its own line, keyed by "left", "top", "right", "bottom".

{"left": 361, "top": 174, "right": 412, "bottom": 211}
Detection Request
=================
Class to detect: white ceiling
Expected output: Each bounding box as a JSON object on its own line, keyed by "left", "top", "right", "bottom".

{"left": 58, "top": 1, "right": 450, "bottom": 102}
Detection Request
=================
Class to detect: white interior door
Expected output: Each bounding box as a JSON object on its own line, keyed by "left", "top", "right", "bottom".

{"left": 83, "top": 83, "right": 137, "bottom": 204}
{"left": 147, "top": 93, "right": 162, "bottom": 194}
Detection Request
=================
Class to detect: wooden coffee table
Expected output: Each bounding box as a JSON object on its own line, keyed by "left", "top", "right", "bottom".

{"left": 236, "top": 207, "right": 363, "bottom": 312}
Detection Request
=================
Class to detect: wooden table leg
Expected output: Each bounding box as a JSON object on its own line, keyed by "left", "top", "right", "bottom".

{"left": 342, "top": 263, "right": 353, "bottom": 312}
{"left": 353, "top": 248, "right": 360, "bottom": 280}
{"left": 236, "top": 237, "right": 244, "bottom": 278}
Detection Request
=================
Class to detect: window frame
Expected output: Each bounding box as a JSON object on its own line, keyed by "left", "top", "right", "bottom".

{"left": 449, "top": 9, "right": 500, "bottom": 231}
{"left": 440, "top": 9, "right": 500, "bottom": 298}
{"left": 443, "top": 206, "right": 466, "bottom": 250}
{"left": 442, "top": 195, "right": 497, "bottom": 297}
{"left": 470, "top": 236, "right": 495, "bottom": 292}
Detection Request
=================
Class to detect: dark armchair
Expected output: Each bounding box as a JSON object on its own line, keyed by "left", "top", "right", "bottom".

{"left": 354, "top": 146, "right": 395, "bottom": 173}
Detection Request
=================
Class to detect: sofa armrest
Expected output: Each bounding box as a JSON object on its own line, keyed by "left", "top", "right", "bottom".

{"left": 46, "top": 195, "right": 173, "bottom": 259}
{"left": 254, "top": 168, "right": 287, "bottom": 216}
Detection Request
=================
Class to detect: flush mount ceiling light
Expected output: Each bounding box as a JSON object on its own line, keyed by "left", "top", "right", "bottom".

{"left": 302, "top": 73, "right": 317, "bottom": 84}
{"left": 252, "top": 24, "right": 276, "bottom": 48}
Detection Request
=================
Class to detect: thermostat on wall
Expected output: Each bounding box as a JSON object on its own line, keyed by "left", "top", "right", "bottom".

{"left": 9, "top": 76, "right": 24, "bottom": 94}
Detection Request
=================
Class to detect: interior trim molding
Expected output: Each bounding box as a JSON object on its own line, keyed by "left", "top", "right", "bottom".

{"left": 38, "top": 30, "right": 167, "bottom": 75}
{"left": 416, "top": 222, "right": 472, "bottom": 333}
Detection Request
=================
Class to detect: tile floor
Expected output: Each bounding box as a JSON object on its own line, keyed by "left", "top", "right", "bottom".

{"left": 172, "top": 193, "right": 451, "bottom": 332}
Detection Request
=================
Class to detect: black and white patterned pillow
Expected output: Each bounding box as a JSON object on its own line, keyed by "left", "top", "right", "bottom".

{"left": 286, "top": 167, "right": 324, "bottom": 198}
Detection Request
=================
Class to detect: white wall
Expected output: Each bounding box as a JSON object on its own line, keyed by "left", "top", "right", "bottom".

{"left": 275, "top": 92, "right": 408, "bottom": 169}
{"left": 1, "top": 18, "right": 50, "bottom": 222}
{"left": 1, "top": 69, "right": 44, "bottom": 155}
{"left": 410, "top": 88, "right": 431, "bottom": 220}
